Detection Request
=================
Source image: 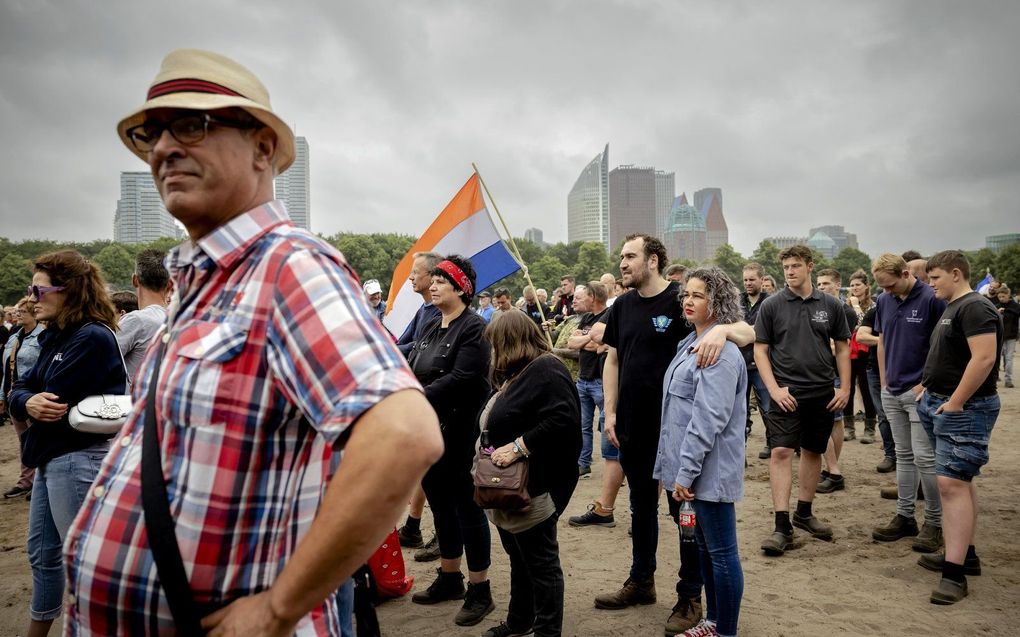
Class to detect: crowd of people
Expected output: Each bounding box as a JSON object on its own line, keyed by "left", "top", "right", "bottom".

{"left": 0, "top": 47, "right": 1015, "bottom": 637}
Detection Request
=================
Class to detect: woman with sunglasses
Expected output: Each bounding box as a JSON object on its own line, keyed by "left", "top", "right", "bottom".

{"left": 8, "top": 251, "right": 127, "bottom": 637}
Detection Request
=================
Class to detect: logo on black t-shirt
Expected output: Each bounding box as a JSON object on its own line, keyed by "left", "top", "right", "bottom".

{"left": 811, "top": 310, "right": 829, "bottom": 324}
{"left": 652, "top": 315, "right": 673, "bottom": 333}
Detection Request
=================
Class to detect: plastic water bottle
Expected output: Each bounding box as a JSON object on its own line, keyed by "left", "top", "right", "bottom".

{"left": 678, "top": 500, "right": 697, "bottom": 544}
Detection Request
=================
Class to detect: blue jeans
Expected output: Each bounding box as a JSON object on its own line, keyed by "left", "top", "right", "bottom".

{"left": 866, "top": 367, "right": 894, "bottom": 460}
{"left": 745, "top": 368, "right": 771, "bottom": 440}
{"left": 692, "top": 500, "right": 742, "bottom": 637}
{"left": 918, "top": 392, "right": 1000, "bottom": 482}
{"left": 576, "top": 378, "right": 604, "bottom": 468}
{"left": 337, "top": 579, "right": 354, "bottom": 636}
{"left": 28, "top": 444, "right": 108, "bottom": 621}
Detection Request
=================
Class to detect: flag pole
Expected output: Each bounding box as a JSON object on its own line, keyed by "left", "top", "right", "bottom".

{"left": 472, "top": 163, "right": 554, "bottom": 348}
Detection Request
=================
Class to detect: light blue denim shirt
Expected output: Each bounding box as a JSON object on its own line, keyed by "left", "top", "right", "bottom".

{"left": 1, "top": 323, "right": 45, "bottom": 397}
{"left": 653, "top": 325, "right": 748, "bottom": 502}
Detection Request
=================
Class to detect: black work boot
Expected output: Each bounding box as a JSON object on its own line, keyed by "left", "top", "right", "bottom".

{"left": 872, "top": 515, "right": 919, "bottom": 542}
{"left": 411, "top": 568, "right": 466, "bottom": 605}
{"left": 455, "top": 580, "right": 495, "bottom": 626}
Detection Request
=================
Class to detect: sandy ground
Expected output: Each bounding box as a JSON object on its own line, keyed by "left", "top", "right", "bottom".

{"left": 0, "top": 383, "right": 1017, "bottom": 636}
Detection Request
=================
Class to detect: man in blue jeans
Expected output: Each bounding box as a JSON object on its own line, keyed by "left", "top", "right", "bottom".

{"left": 857, "top": 301, "right": 897, "bottom": 473}
{"left": 917, "top": 250, "right": 1002, "bottom": 605}
{"left": 740, "top": 262, "right": 771, "bottom": 460}
{"left": 567, "top": 283, "right": 610, "bottom": 479}
{"left": 870, "top": 253, "right": 947, "bottom": 554}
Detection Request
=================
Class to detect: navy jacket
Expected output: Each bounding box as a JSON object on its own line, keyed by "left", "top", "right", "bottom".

{"left": 10, "top": 322, "right": 127, "bottom": 468}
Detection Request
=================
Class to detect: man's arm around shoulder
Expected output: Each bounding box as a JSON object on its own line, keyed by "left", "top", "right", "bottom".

{"left": 203, "top": 389, "right": 442, "bottom": 636}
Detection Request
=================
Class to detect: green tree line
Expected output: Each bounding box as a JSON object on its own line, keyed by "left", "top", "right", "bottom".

{"left": 2, "top": 234, "right": 1018, "bottom": 306}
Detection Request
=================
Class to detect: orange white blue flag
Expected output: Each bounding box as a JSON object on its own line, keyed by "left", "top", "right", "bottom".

{"left": 383, "top": 173, "right": 522, "bottom": 336}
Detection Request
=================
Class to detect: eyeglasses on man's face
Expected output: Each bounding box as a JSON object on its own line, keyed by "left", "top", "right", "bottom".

{"left": 125, "top": 111, "right": 260, "bottom": 153}
{"left": 28, "top": 285, "right": 65, "bottom": 300}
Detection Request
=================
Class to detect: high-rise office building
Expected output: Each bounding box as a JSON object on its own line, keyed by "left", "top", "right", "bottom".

{"left": 987, "top": 233, "right": 1020, "bottom": 253}
{"left": 274, "top": 136, "right": 310, "bottom": 230}
{"left": 524, "top": 227, "right": 546, "bottom": 246}
{"left": 655, "top": 171, "right": 675, "bottom": 238}
{"left": 809, "top": 225, "right": 858, "bottom": 254}
{"left": 113, "top": 172, "right": 183, "bottom": 244}
{"left": 608, "top": 165, "right": 657, "bottom": 252}
{"left": 567, "top": 144, "right": 610, "bottom": 251}
{"left": 694, "top": 188, "right": 728, "bottom": 259}
{"left": 662, "top": 195, "right": 708, "bottom": 262}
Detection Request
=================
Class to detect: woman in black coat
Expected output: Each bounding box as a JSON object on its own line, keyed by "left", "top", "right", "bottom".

{"left": 481, "top": 310, "right": 581, "bottom": 637}
{"left": 407, "top": 255, "right": 495, "bottom": 628}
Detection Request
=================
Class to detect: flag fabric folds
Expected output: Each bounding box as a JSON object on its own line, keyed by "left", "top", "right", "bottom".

{"left": 976, "top": 272, "right": 995, "bottom": 295}
{"left": 383, "top": 174, "right": 521, "bottom": 336}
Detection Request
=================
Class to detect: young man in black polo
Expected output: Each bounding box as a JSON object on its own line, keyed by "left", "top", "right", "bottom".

{"left": 917, "top": 250, "right": 1002, "bottom": 605}
{"left": 755, "top": 246, "right": 851, "bottom": 555}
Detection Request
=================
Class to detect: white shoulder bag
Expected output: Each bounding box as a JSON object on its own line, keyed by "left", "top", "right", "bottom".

{"left": 68, "top": 323, "right": 134, "bottom": 434}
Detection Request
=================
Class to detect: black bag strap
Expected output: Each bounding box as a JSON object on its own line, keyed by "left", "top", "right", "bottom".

{"left": 140, "top": 333, "right": 205, "bottom": 633}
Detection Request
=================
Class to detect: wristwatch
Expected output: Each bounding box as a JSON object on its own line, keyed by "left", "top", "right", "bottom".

{"left": 512, "top": 440, "right": 525, "bottom": 456}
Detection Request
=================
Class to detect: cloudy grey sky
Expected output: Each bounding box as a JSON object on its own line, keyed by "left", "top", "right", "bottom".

{"left": 1, "top": 0, "right": 1017, "bottom": 257}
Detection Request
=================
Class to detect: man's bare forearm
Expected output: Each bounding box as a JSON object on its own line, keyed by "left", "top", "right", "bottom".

{"left": 602, "top": 348, "right": 619, "bottom": 418}
{"left": 268, "top": 389, "right": 442, "bottom": 623}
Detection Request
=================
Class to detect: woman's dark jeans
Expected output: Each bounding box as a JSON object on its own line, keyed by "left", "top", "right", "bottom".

{"left": 692, "top": 500, "right": 743, "bottom": 637}
{"left": 843, "top": 356, "right": 877, "bottom": 420}
{"left": 496, "top": 515, "right": 564, "bottom": 637}
{"left": 422, "top": 451, "right": 491, "bottom": 572}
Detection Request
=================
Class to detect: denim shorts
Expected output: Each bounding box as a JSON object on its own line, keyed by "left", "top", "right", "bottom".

{"left": 918, "top": 391, "right": 999, "bottom": 481}
{"left": 601, "top": 427, "right": 620, "bottom": 461}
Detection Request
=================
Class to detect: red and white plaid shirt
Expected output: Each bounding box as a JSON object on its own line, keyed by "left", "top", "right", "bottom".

{"left": 65, "top": 202, "right": 420, "bottom": 636}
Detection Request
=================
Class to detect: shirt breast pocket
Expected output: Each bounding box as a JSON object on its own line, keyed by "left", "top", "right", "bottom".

{"left": 170, "top": 319, "right": 252, "bottom": 429}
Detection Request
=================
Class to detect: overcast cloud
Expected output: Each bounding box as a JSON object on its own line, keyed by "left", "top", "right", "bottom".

{"left": 1, "top": 0, "right": 1017, "bottom": 257}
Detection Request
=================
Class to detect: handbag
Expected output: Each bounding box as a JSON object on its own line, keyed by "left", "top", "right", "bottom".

{"left": 68, "top": 323, "right": 132, "bottom": 434}
{"left": 473, "top": 447, "right": 530, "bottom": 510}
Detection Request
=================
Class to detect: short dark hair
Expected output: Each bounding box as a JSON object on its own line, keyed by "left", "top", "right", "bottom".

{"left": 901, "top": 250, "right": 923, "bottom": 262}
{"left": 111, "top": 290, "right": 139, "bottom": 314}
{"left": 816, "top": 268, "right": 841, "bottom": 284}
{"left": 560, "top": 274, "right": 575, "bottom": 283}
{"left": 624, "top": 233, "right": 668, "bottom": 274}
{"left": 779, "top": 245, "right": 813, "bottom": 265}
{"left": 493, "top": 287, "right": 511, "bottom": 299}
{"left": 431, "top": 254, "right": 477, "bottom": 305}
{"left": 135, "top": 249, "right": 169, "bottom": 292}
{"left": 926, "top": 250, "right": 971, "bottom": 280}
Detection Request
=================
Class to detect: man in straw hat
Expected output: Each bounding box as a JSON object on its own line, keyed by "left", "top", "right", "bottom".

{"left": 65, "top": 49, "right": 442, "bottom": 636}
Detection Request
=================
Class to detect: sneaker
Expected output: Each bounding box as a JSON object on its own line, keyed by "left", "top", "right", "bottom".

{"left": 930, "top": 577, "right": 968, "bottom": 605}
{"left": 872, "top": 514, "right": 919, "bottom": 542}
{"left": 2, "top": 484, "right": 31, "bottom": 499}
{"left": 411, "top": 568, "right": 465, "bottom": 605}
{"left": 758, "top": 445, "right": 771, "bottom": 460}
{"left": 680, "top": 619, "right": 718, "bottom": 637}
{"left": 815, "top": 474, "right": 845, "bottom": 494}
{"left": 578, "top": 465, "right": 592, "bottom": 479}
{"left": 568, "top": 501, "right": 615, "bottom": 528}
{"left": 792, "top": 513, "right": 833, "bottom": 541}
{"left": 911, "top": 523, "right": 944, "bottom": 553}
{"left": 664, "top": 596, "right": 703, "bottom": 635}
{"left": 414, "top": 535, "right": 441, "bottom": 562}
{"left": 917, "top": 552, "right": 982, "bottom": 576}
{"left": 398, "top": 524, "right": 424, "bottom": 548}
{"left": 760, "top": 530, "right": 793, "bottom": 556}
{"left": 594, "top": 577, "right": 656, "bottom": 609}
{"left": 455, "top": 581, "right": 495, "bottom": 626}
{"left": 481, "top": 621, "right": 534, "bottom": 637}
{"left": 876, "top": 457, "right": 895, "bottom": 473}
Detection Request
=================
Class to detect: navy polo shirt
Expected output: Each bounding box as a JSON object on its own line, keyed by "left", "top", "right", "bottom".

{"left": 754, "top": 287, "right": 850, "bottom": 396}
{"left": 873, "top": 279, "right": 946, "bottom": 395}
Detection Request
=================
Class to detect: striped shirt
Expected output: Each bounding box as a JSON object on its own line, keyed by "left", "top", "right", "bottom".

{"left": 65, "top": 201, "right": 420, "bottom": 636}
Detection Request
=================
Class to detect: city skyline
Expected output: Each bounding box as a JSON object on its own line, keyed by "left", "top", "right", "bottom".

{"left": 113, "top": 172, "right": 183, "bottom": 244}
{"left": 1, "top": 2, "right": 1017, "bottom": 257}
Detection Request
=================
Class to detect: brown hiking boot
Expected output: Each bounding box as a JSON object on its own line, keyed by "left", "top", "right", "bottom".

{"left": 664, "top": 596, "right": 703, "bottom": 635}
{"left": 594, "top": 577, "right": 656, "bottom": 609}
{"left": 911, "top": 523, "right": 944, "bottom": 553}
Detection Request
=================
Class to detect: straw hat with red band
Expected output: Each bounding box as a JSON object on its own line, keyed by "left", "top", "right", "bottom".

{"left": 117, "top": 49, "right": 296, "bottom": 173}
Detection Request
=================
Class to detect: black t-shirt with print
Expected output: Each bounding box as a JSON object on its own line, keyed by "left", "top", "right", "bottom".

{"left": 603, "top": 282, "right": 691, "bottom": 447}
{"left": 861, "top": 304, "right": 880, "bottom": 368}
{"left": 922, "top": 292, "right": 1002, "bottom": 397}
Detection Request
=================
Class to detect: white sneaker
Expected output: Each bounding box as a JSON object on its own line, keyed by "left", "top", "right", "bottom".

{"left": 682, "top": 619, "right": 718, "bottom": 637}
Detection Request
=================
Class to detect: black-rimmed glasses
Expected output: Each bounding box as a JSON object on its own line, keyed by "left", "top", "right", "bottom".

{"left": 125, "top": 112, "right": 260, "bottom": 152}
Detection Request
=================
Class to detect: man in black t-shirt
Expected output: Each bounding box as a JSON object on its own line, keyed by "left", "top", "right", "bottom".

{"left": 995, "top": 286, "right": 1019, "bottom": 388}
{"left": 594, "top": 234, "right": 754, "bottom": 635}
{"left": 857, "top": 301, "right": 897, "bottom": 472}
{"left": 754, "top": 246, "right": 850, "bottom": 556}
{"left": 565, "top": 282, "right": 611, "bottom": 481}
{"left": 741, "top": 262, "right": 771, "bottom": 459}
{"left": 918, "top": 251, "right": 1002, "bottom": 605}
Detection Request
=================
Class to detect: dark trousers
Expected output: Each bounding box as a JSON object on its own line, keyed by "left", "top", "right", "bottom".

{"left": 843, "top": 356, "right": 877, "bottom": 421}
{"left": 496, "top": 515, "right": 564, "bottom": 637}
{"left": 619, "top": 443, "right": 702, "bottom": 599}
{"left": 866, "top": 366, "right": 895, "bottom": 460}
{"left": 422, "top": 451, "right": 491, "bottom": 572}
